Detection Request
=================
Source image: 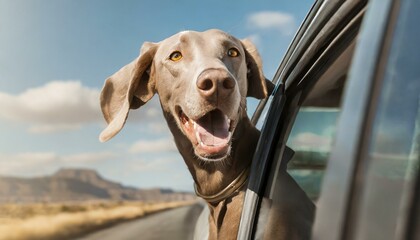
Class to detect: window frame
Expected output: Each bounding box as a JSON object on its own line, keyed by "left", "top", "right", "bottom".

{"left": 312, "top": 0, "right": 398, "bottom": 239}
{"left": 240, "top": 0, "right": 420, "bottom": 238}
{"left": 238, "top": 0, "right": 368, "bottom": 239}
{"left": 323, "top": 0, "right": 420, "bottom": 239}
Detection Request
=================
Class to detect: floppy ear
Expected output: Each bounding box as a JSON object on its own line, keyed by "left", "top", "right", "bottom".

{"left": 241, "top": 39, "right": 268, "bottom": 99}
{"left": 99, "top": 42, "right": 159, "bottom": 142}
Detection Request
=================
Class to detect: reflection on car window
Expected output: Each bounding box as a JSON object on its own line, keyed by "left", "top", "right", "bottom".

{"left": 254, "top": 70, "right": 350, "bottom": 239}
{"left": 287, "top": 107, "right": 340, "bottom": 200}
{"left": 350, "top": 0, "right": 420, "bottom": 238}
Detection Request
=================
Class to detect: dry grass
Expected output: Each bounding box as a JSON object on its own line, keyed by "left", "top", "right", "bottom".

{"left": 0, "top": 200, "right": 196, "bottom": 240}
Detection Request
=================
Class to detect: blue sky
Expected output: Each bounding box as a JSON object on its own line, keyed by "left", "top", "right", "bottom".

{"left": 0, "top": 0, "right": 314, "bottom": 191}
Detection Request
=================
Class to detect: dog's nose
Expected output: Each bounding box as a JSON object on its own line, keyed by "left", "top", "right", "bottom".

{"left": 197, "top": 69, "right": 235, "bottom": 99}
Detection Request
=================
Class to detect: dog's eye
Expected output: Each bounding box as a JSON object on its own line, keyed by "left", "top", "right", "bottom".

{"left": 227, "top": 48, "right": 240, "bottom": 57}
{"left": 169, "top": 51, "right": 183, "bottom": 61}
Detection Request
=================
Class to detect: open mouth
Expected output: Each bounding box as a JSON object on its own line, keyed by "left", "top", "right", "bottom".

{"left": 177, "top": 108, "right": 234, "bottom": 161}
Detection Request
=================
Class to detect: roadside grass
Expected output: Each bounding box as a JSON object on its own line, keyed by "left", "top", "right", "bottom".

{"left": 0, "top": 200, "right": 196, "bottom": 240}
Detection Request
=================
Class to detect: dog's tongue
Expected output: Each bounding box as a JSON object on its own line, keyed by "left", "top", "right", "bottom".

{"left": 195, "top": 110, "right": 230, "bottom": 146}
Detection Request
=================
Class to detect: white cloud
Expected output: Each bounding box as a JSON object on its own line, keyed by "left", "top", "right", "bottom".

{"left": 0, "top": 151, "right": 116, "bottom": 176}
{"left": 129, "top": 138, "right": 177, "bottom": 154}
{"left": 1, "top": 152, "right": 57, "bottom": 165}
{"left": 0, "top": 150, "right": 192, "bottom": 191}
{"left": 28, "top": 124, "right": 82, "bottom": 134}
{"left": 130, "top": 157, "right": 179, "bottom": 172}
{"left": 290, "top": 132, "right": 332, "bottom": 152}
{"left": 247, "top": 11, "right": 296, "bottom": 36}
{"left": 126, "top": 97, "right": 163, "bottom": 123}
{"left": 0, "top": 81, "right": 165, "bottom": 134}
{"left": 148, "top": 122, "right": 169, "bottom": 133}
{"left": 61, "top": 151, "right": 116, "bottom": 163}
{"left": 0, "top": 81, "right": 101, "bottom": 133}
{"left": 0, "top": 152, "right": 57, "bottom": 176}
{"left": 246, "top": 34, "right": 262, "bottom": 48}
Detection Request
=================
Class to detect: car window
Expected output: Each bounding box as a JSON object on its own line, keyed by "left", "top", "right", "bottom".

{"left": 284, "top": 39, "right": 357, "bottom": 202}
{"left": 238, "top": 1, "right": 369, "bottom": 239}
{"left": 251, "top": 37, "right": 358, "bottom": 240}
{"left": 243, "top": 5, "right": 367, "bottom": 240}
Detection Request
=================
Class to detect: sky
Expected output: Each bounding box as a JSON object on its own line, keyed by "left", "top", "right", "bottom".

{"left": 0, "top": 0, "right": 314, "bottom": 192}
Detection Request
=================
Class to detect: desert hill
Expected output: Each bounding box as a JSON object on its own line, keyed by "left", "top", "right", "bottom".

{"left": 0, "top": 168, "right": 194, "bottom": 203}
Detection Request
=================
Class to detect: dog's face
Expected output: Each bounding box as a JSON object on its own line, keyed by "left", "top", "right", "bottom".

{"left": 99, "top": 29, "right": 267, "bottom": 162}
{"left": 153, "top": 30, "right": 249, "bottom": 161}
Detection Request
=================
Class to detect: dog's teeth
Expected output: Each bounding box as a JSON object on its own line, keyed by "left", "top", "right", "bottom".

{"left": 228, "top": 121, "right": 234, "bottom": 132}
{"left": 193, "top": 121, "right": 202, "bottom": 143}
{"left": 197, "top": 132, "right": 201, "bottom": 143}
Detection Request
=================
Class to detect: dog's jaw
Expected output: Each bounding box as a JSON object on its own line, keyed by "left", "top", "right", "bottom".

{"left": 176, "top": 106, "right": 238, "bottom": 161}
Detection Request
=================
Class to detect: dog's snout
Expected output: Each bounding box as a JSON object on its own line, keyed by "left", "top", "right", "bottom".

{"left": 197, "top": 69, "right": 235, "bottom": 99}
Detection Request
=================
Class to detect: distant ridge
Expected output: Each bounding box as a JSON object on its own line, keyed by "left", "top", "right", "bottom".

{"left": 0, "top": 168, "right": 195, "bottom": 203}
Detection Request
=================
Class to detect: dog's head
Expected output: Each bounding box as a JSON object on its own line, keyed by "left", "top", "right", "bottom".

{"left": 100, "top": 29, "right": 267, "bottom": 161}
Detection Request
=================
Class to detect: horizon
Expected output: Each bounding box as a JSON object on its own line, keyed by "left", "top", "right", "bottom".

{"left": 0, "top": 166, "right": 188, "bottom": 192}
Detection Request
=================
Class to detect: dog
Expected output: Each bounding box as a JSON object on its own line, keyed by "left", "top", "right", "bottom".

{"left": 99, "top": 29, "right": 314, "bottom": 239}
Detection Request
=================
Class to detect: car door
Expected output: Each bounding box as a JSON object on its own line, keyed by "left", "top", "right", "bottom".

{"left": 238, "top": 0, "right": 420, "bottom": 239}
{"left": 313, "top": 0, "right": 420, "bottom": 239}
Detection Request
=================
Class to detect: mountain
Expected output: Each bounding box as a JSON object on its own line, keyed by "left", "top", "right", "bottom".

{"left": 0, "top": 168, "right": 195, "bottom": 203}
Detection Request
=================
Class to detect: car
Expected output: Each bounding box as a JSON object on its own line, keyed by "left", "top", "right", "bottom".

{"left": 238, "top": 0, "right": 420, "bottom": 239}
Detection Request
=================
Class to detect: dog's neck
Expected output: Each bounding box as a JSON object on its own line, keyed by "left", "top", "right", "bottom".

{"left": 195, "top": 119, "right": 259, "bottom": 196}
{"left": 194, "top": 164, "right": 249, "bottom": 203}
{"left": 167, "top": 110, "right": 260, "bottom": 197}
{"left": 163, "top": 106, "right": 260, "bottom": 240}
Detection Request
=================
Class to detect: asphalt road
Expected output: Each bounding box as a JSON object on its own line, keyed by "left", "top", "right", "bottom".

{"left": 77, "top": 203, "right": 204, "bottom": 240}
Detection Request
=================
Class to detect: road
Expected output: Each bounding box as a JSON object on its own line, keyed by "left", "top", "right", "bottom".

{"left": 77, "top": 203, "right": 204, "bottom": 240}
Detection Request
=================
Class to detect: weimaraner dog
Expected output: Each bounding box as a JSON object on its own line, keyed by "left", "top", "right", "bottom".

{"left": 99, "top": 29, "right": 314, "bottom": 239}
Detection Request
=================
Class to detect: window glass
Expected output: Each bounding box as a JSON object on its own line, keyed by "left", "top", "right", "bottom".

{"left": 249, "top": 2, "right": 364, "bottom": 238}
{"left": 287, "top": 107, "right": 340, "bottom": 200}
{"left": 254, "top": 74, "right": 348, "bottom": 239}
{"left": 351, "top": 0, "right": 420, "bottom": 238}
